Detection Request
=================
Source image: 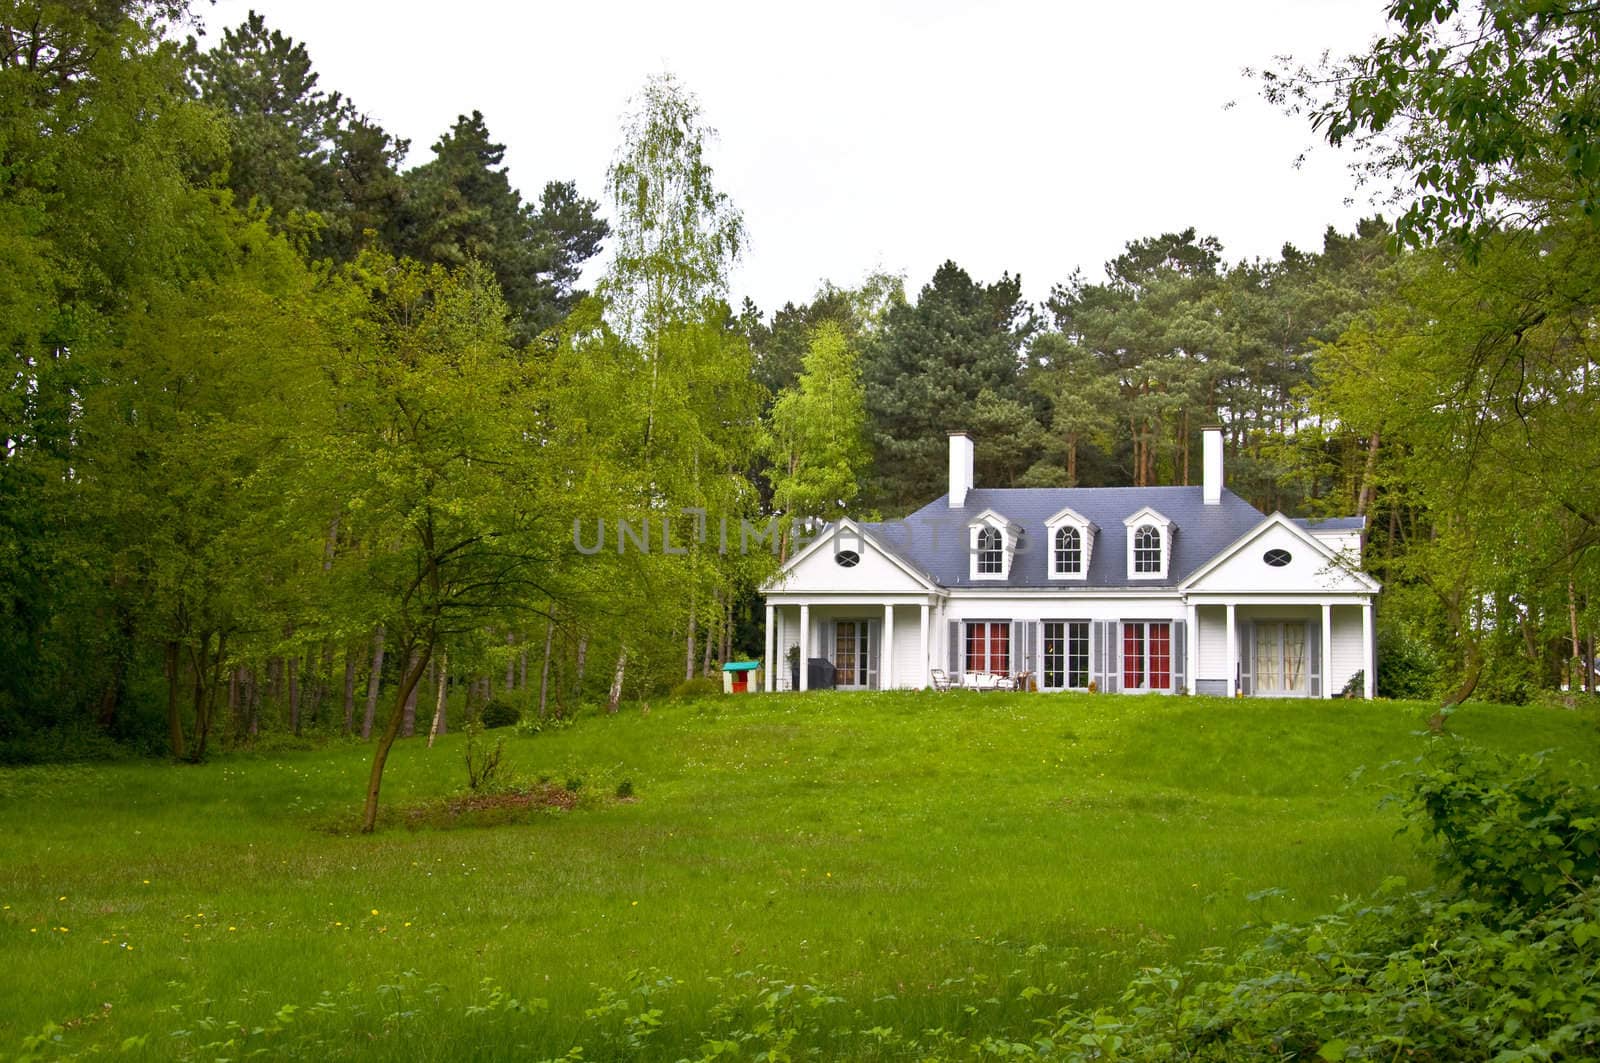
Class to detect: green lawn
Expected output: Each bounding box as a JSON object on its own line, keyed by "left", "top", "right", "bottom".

{"left": 2, "top": 692, "right": 1596, "bottom": 1059}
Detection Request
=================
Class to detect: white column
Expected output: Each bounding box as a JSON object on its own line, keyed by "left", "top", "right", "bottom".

{"left": 1321, "top": 603, "right": 1334, "bottom": 699}
{"left": 919, "top": 602, "right": 930, "bottom": 689}
{"left": 764, "top": 603, "right": 775, "bottom": 692}
{"left": 1225, "top": 602, "right": 1237, "bottom": 696}
{"left": 1184, "top": 601, "right": 1199, "bottom": 694}
{"left": 798, "top": 604, "right": 810, "bottom": 691}
{"left": 882, "top": 604, "right": 895, "bottom": 691}
{"left": 1362, "top": 600, "right": 1376, "bottom": 698}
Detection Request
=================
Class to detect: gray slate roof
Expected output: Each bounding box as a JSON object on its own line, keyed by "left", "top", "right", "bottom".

{"left": 861, "top": 486, "right": 1268, "bottom": 589}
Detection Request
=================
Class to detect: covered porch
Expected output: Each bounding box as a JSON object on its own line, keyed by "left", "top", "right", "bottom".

{"left": 763, "top": 595, "right": 945, "bottom": 691}
{"left": 1183, "top": 595, "right": 1376, "bottom": 699}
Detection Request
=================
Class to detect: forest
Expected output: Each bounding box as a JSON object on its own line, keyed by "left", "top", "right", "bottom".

{"left": 3, "top": 0, "right": 1599, "bottom": 788}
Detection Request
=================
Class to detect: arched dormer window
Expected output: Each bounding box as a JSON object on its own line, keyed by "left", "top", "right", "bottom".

{"left": 1133, "top": 525, "right": 1162, "bottom": 573}
{"left": 1054, "top": 526, "right": 1082, "bottom": 574}
{"left": 1123, "top": 506, "right": 1174, "bottom": 580}
{"left": 1045, "top": 506, "right": 1096, "bottom": 582}
{"left": 968, "top": 509, "right": 1014, "bottom": 580}
{"left": 977, "top": 526, "right": 1004, "bottom": 574}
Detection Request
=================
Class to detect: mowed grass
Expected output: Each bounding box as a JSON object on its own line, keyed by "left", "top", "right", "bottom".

{"left": 1, "top": 692, "right": 1596, "bottom": 1058}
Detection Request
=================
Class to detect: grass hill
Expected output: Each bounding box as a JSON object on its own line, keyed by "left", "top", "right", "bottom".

{"left": 2, "top": 691, "right": 1596, "bottom": 1058}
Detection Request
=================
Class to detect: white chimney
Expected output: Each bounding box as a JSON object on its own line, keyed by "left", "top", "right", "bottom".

{"left": 1202, "top": 426, "right": 1224, "bottom": 505}
{"left": 948, "top": 431, "right": 974, "bottom": 508}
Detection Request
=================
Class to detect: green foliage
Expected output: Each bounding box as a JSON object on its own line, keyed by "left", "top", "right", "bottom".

{"left": 1410, "top": 746, "right": 1600, "bottom": 910}
{"left": 763, "top": 321, "right": 869, "bottom": 530}
{"left": 462, "top": 724, "right": 507, "bottom": 793}
{"left": 669, "top": 677, "right": 721, "bottom": 699}
{"left": 1376, "top": 622, "right": 1441, "bottom": 700}
{"left": 478, "top": 699, "right": 520, "bottom": 730}
{"left": 1264, "top": 0, "right": 1600, "bottom": 248}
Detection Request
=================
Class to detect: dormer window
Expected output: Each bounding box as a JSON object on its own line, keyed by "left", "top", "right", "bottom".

{"left": 1133, "top": 526, "right": 1162, "bottom": 572}
{"left": 976, "top": 527, "right": 1004, "bottom": 574}
{"left": 1054, "top": 526, "right": 1082, "bottom": 574}
{"left": 1123, "top": 506, "right": 1173, "bottom": 580}
{"left": 967, "top": 509, "right": 1014, "bottom": 581}
{"left": 1044, "top": 506, "right": 1096, "bottom": 581}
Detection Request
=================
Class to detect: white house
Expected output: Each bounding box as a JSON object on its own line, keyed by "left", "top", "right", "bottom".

{"left": 761, "top": 428, "right": 1378, "bottom": 697}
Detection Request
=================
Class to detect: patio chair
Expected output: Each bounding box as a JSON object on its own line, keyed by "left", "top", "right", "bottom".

{"left": 965, "top": 672, "right": 999, "bottom": 692}
{"left": 929, "top": 668, "right": 953, "bottom": 692}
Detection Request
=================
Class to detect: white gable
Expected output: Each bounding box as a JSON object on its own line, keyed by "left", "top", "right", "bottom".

{"left": 1182, "top": 515, "right": 1378, "bottom": 595}
{"left": 765, "top": 522, "right": 933, "bottom": 594}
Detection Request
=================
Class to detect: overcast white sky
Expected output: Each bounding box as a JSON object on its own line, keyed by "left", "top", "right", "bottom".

{"left": 200, "top": 0, "right": 1392, "bottom": 312}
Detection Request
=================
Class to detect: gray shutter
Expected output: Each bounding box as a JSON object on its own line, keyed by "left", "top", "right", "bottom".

{"left": 1309, "top": 619, "right": 1322, "bottom": 698}
{"left": 1104, "top": 620, "right": 1122, "bottom": 694}
{"left": 824, "top": 620, "right": 835, "bottom": 664}
{"left": 948, "top": 620, "right": 960, "bottom": 673}
{"left": 1172, "top": 620, "right": 1186, "bottom": 694}
{"left": 1026, "top": 621, "right": 1038, "bottom": 680}
{"left": 868, "top": 621, "right": 881, "bottom": 690}
{"left": 1238, "top": 620, "right": 1253, "bottom": 696}
{"left": 1091, "top": 621, "right": 1106, "bottom": 691}
{"left": 1011, "top": 620, "right": 1024, "bottom": 676}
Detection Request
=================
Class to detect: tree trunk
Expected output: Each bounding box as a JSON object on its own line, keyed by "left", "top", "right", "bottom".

{"left": 428, "top": 650, "right": 449, "bottom": 748}
{"left": 362, "top": 626, "right": 385, "bottom": 740}
{"left": 360, "top": 638, "right": 433, "bottom": 833}
{"left": 518, "top": 646, "right": 528, "bottom": 691}
{"left": 401, "top": 649, "right": 420, "bottom": 737}
{"left": 165, "top": 641, "right": 186, "bottom": 759}
{"left": 247, "top": 667, "right": 261, "bottom": 737}
{"left": 702, "top": 589, "right": 715, "bottom": 677}
{"left": 342, "top": 648, "right": 358, "bottom": 735}
{"left": 505, "top": 632, "right": 516, "bottom": 689}
{"left": 288, "top": 653, "right": 301, "bottom": 736}
{"left": 538, "top": 618, "right": 554, "bottom": 718}
{"left": 607, "top": 647, "right": 628, "bottom": 714}
{"left": 722, "top": 594, "right": 733, "bottom": 666}
{"left": 573, "top": 635, "right": 589, "bottom": 704}
{"left": 685, "top": 597, "right": 697, "bottom": 681}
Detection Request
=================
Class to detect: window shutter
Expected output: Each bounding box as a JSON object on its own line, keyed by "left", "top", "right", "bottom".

{"left": 868, "top": 621, "right": 881, "bottom": 691}
{"left": 1104, "top": 620, "right": 1122, "bottom": 694}
{"left": 1309, "top": 619, "right": 1322, "bottom": 698}
{"left": 948, "top": 620, "right": 960, "bottom": 674}
{"left": 1026, "top": 621, "right": 1038, "bottom": 679}
{"left": 1091, "top": 621, "right": 1106, "bottom": 691}
{"left": 1010, "top": 620, "right": 1023, "bottom": 675}
{"left": 1172, "top": 620, "right": 1186, "bottom": 693}
{"left": 1238, "top": 620, "right": 1253, "bottom": 696}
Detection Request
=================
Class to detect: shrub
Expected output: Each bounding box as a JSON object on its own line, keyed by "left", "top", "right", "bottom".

{"left": 479, "top": 699, "right": 521, "bottom": 729}
{"left": 1409, "top": 745, "right": 1600, "bottom": 910}
{"left": 615, "top": 779, "right": 634, "bottom": 799}
{"left": 463, "top": 725, "right": 507, "bottom": 793}
{"left": 1377, "top": 625, "right": 1439, "bottom": 699}
{"left": 669, "top": 677, "right": 721, "bottom": 699}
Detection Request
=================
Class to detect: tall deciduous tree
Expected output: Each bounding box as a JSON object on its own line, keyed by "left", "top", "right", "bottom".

{"left": 764, "top": 322, "right": 869, "bottom": 553}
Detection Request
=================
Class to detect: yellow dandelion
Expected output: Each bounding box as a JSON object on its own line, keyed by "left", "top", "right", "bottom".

{"left": 58, "top": 926, "right": 68, "bottom": 932}
{"left": 30, "top": 928, "right": 37, "bottom": 933}
{"left": 57, "top": 895, "right": 65, "bottom": 901}
{"left": 228, "top": 926, "right": 237, "bottom": 932}
{"left": 142, "top": 880, "right": 149, "bottom": 885}
{"left": 370, "top": 909, "right": 379, "bottom": 916}
{"left": 403, "top": 922, "right": 412, "bottom": 927}
{"left": 631, "top": 901, "right": 638, "bottom": 907}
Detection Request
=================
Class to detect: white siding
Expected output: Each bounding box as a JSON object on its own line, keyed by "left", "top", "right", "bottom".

{"left": 889, "top": 605, "right": 925, "bottom": 688}
{"left": 1196, "top": 605, "right": 1227, "bottom": 682}
{"left": 771, "top": 529, "right": 927, "bottom": 594}
{"left": 1330, "top": 605, "right": 1364, "bottom": 695}
{"left": 1186, "top": 522, "right": 1371, "bottom": 594}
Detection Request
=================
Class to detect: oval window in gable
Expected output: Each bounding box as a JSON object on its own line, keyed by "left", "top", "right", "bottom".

{"left": 1263, "top": 548, "right": 1292, "bottom": 567}
{"left": 835, "top": 549, "right": 861, "bottom": 568}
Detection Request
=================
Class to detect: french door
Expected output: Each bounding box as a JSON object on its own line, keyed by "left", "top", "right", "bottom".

{"left": 963, "top": 621, "right": 1011, "bottom": 676}
{"left": 1122, "top": 622, "right": 1172, "bottom": 692}
{"left": 1254, "top": 621, "right": 1309, "bottom": 695}
{"left": 1043, "top": 620, "right": 1090, "bottom": 689}
{"left": 834, "top": 620, "right": 877, "bottom": 689}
